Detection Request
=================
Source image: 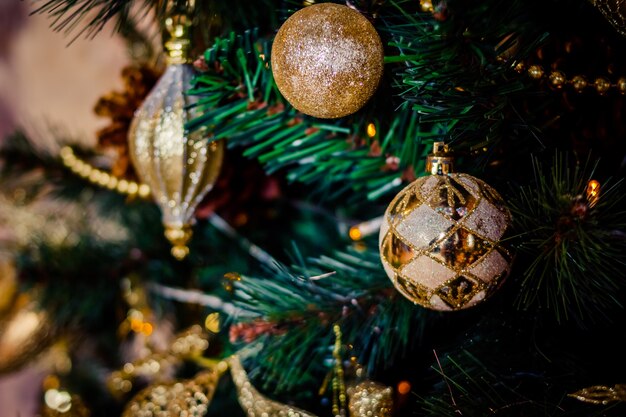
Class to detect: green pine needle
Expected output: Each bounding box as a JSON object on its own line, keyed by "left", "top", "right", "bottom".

{"left": 509, "top": 153, "right": 626, "bottom": 324}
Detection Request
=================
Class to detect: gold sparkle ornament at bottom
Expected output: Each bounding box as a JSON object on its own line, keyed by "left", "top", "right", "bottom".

{"left": 348, "top": 380, "right": 393, "bottom": 417}
{"left": 271, "top": 3, "right": 384, "bottom": 119}
{"left": 590, "top": 0, "right": 626, "bottom": 36}
{"left": 379, "top": 143, "right": 512, "bottom": 311}
{"left": 228, "top": 355, "right": 318, "bottom": 417}
{"left": 122, "top": 369, "right": 220, "bottom": 417}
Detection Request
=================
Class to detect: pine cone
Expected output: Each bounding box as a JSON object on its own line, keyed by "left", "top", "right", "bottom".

{"left": 94, "top": 65, "right": 161, "bottom": 179}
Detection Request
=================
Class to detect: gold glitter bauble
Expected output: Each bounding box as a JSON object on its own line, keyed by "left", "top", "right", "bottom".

{"left": 271, "top": 3, "right": 384, "bottom": 119}
{"left": 129, "top": 13, "right": 224, "bottom": 260}
{"left": 348, "top": 380, "right": 393, "bottom": 417}
{"left": 0, "top": 295, "right": 55, "bottom": 373}
{"left": 379, "top": 170, "right": 512, "bottom": 311}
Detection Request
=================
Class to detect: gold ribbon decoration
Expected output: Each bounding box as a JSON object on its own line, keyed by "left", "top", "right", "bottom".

{"left": 590, "top": 0, "right": 626, "bottom": 36}
{"left": 228, "top": 355, "right": 318, "bottom": 417}
{"left": 569, "top": 384, "right": 626, "bottom": 405}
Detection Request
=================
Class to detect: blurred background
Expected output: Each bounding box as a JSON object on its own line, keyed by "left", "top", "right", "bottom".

{"left": 0, "top": 2, "right": 128, "bottom": 415}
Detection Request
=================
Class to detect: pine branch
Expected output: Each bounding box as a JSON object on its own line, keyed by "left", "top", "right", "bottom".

{"left": 379, "top": 0, "right": 549, "bottom": 156}
{"left": 30, "top": 0, "right": 282, "bottom": 42}
{"left": 226, "top": 242, "right": 429, "bottom": 394}
{"left": 31, "top": 0, "right": 152, "bottom": 41}
{"left": 508, "top": 152, "right": 626, "bottom": 325}
{"left": 189, "top": 30, "right": 437, "bottom": 203}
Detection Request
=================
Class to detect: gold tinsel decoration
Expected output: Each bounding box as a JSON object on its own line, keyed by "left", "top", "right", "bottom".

{"left": 271, "top": 3, "right": 384, "bottom": 119}
{"left": 122, "top": 368, "right": 221, "bottom": 417}
{"left": 228, "top": 355, "right": 318, "bottom": 417}
{"left": 379, "top": 142, "right": 512, "bottom": 311}
{"left": 569, "top": 384, "right": 626, "bottom": 405}
{"left": 590, "top": 0, "right": 626, "bottom": 36}
{"left": 128, "top": 7, "right": 224, "bottom": 260}
{"left": 348, "top": 381, "right": 394, "bottom": 417}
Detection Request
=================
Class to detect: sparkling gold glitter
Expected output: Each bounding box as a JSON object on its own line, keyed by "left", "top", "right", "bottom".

{"left": 347, "top": 380, "right": 393, "bottom": 417}
{"left": 107, "top": 326, "right": 209, "bottom": 396}
{"left": 379, "top": 172, "right": 512, "bottom": 311}
{"left": 128, "top": 63, "right": 224, "bottom": 259}
{"left": 271, "top": 3, "right": 384, "bottom": 119}
{"left": 228, "top": 355, "right": 318, "bottom": 417}
{"left": 590, "top": 0, "right": 626, "bottom": 36}
{"left": 122, "top": 369, "right": 219, "bottom": 417}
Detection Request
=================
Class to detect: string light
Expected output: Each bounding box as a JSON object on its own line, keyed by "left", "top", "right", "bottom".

{"left": 366, "top": 122, "right": 377, "bottom": 138}
{"left": 397, "top": 381, "right": 411, "bottom": 395}
{"left": 586, "top": 179, "right": 601, "bottom": 207}
{"left": 348, "top": 216, "right": 384, "bottom": 241}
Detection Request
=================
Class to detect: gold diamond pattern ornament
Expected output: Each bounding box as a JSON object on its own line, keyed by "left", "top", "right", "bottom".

{"left": 128, "top": 10, "right": 224, "bottom": 260}
{"left": 379, "top": 143, "right": 512, "bottom": 311}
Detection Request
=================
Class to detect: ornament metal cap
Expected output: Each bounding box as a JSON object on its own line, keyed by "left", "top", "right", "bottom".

{"left": 426, "top": 141, "right": 454, "bottom": 175}
{"left": 163, "top": 12, "right": 192, "bottom": 65}
{"left": 164, "top": 224, "right": 192, "bottom": 260}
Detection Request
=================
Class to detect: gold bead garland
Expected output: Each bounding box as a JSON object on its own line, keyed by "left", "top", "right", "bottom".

{"left": 514, "top": 62, "right": 626, "bottom": 95}
{"left": 60, "top": 146, "right": 151, "bottom": 199}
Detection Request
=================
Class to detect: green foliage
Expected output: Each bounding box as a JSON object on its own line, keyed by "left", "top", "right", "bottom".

{"left": 229, "top": 242, "right": 428, "bottom": 394}
{"left": 417, "top": 349, "right": 618, "bottom": 417}
{"left": 31, "top": 0, "right": 283, "bottom": 43}
{"left": 381, "top": 0, "right": 548, "bottom": 156}
{"left": 8, "top": 0, "right": 626, "bottom": 416}
{"left": 189, "top": 29, "right": 438, "bottom": 203}
{"left": 32, "top": 0, "right": 153, "bottom": 40}
{"left": 509, "top": 153, "right": 626, "bottom": 324}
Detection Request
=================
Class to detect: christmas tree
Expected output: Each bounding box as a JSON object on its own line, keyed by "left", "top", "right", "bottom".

{"left": 1, "top": 0, "right": 626, "bottom": 415}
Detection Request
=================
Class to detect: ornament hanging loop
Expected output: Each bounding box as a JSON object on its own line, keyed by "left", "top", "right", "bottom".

{"left": 426, "top": 141, "right": 454, "bottom": 175}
